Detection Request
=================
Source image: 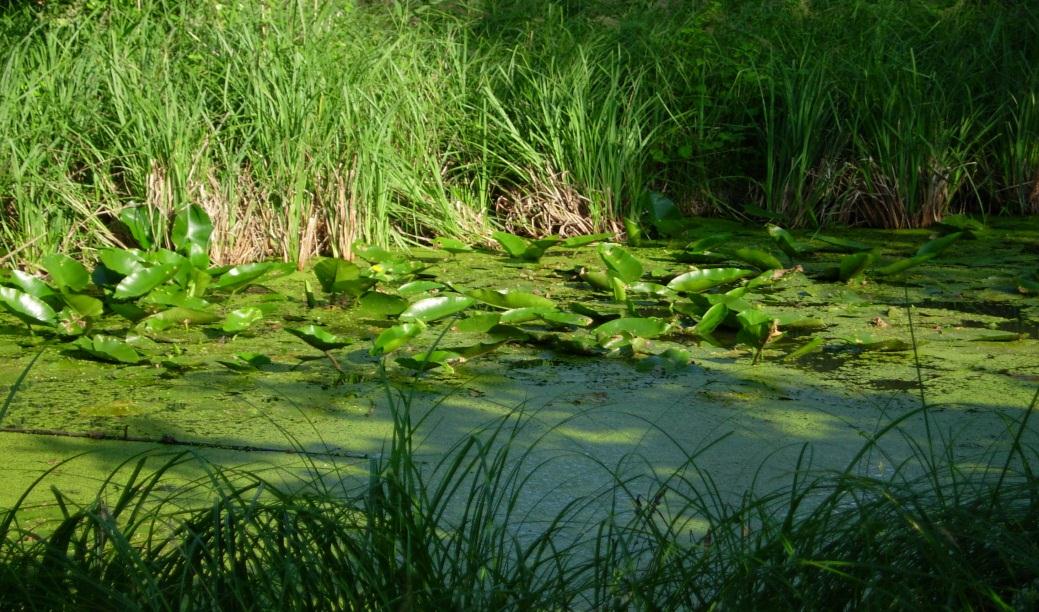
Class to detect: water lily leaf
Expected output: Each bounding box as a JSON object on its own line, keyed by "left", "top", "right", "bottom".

{"left": 636, "top": 347, "right": 692, "bottom": 373}
{"left": 313, "top": 258, "right": 361, "bottom": 292}
{"left": 838, "top": 251, "right": 875, "bottom": 282}
{"left": 353, "top": 242, "right": 401, "bottom": 264}
{"left": 0, "top": 286, "right": 57, "bottom": 326}
{"left": 41, "top": 254, "right": 89, "bottom": 292}
{"left": 561, "top": 233, "right": 613, "bottom": 248}
{"left": 668, "top": 268, "right": 754, "bottom": 293}
{"left": 624, "top": 217, "right": 642, "bottom": 247}
{"left": 455, "top": 313, "right": 502, "bottom": 333}
{"left": 286, "top": 325, "right": 349, "bottom": 351}
{"left": 5, "top": 270, "right": 57, "bottom": 300}
{"left": 140, "top": 307, "right": 221, "bottom": 332}
{"left": 491, "top": 231, "right": 530, "bottom": 258}
{"left": 766, "top": 224, "right": 806, "bottom": 257}
{"left": 487, "top": 324, "right": 530, "bottom": 342}
{"left": 537, "top": 310, "right": 593, "bottom": 327}
{"left": 214, "top": 262, "right": 277, "bottom": 292}
{"left": 736, "top": 309, "right": 779, "bottom": 350}
{"left": 218, "top": 352, "right": 272, "bottom": 372}
{"left": 814, "top": 235, "right": 872, "bottom": 253}
{"left": 875, "top": 253, "right": 935, "bottom": 276}
{"left": 396, "top": 350, "right": 461, "bottom": 373}
{"left": 397, "top": 280, "right": 444, "bottom": 297}
{"left": 140, "top": 287, "right": 211, "bottom": 310}
{"left": 371, "top": 322, "right": 425, "bottom": 355}
{"left": 647, "top": 192, "right": 682, "bottom": 224}
{"left": 626, "top": 282, "right": 674, "bottom": 297}
{"left": 114, "top": 264, "right": 177, "bottom": 299}
{"left": 447, "top": 341, "right": 507, "bottom": 359}
{"left": 598, "top": 243, "right": 643, "bottom": 283}
{"left": 109, "top": 302, "right": 148, "bottom": 323}
{"left": 56, "top": 308, "right": 88, "bottom": 336}
{"left": 937, "top": 214, "right": 984, "bottom": 236}
{"left": 695, "top": 303, "right": 728, "bottom": 335}
{"left": 222, "top": 307, "right": 264, "bottom": 333}
{"left": 433, "top": 237, "right": 473, "bottom": 254}
{"left": 399, "top": 296, "right": 474, "bottom": 322}
{"left": 686, "top": 234, "right": 732, "bottom": 252}
{"left": 673, "top": 250, "right": 729, "bottom": 264}
{"left": 172, "top": 205, "right": 213, "bottom": 269}
{"left": 119, "top": 206, "right": 155, "bottom": 249}
{"left": 62, "top": 293, "right": 104, "bottom": 318}
{"left": 99, "top": 248, "right": 144, "bottom": 276}
{"left": 358, "top": 291, "right": 408, "bottom": 317}
{"left": 915, "top": 232, "right": 963, "bottom": 258}
{"left": 783, "top": 337, "right": 825, "bottom": 361}
{"left": 594, "top": 317, "right": 669, "bottom": 339}
{"left": 71, "top": 335, "right": 141, "bottom": 364}
{"left": 731, "top": 247, "right": 783, "bottom": 270}
{"left": 499, "top": 307, "right": 542, "bottom": 324}
{"left": 467, "top": 288, "right": 554, "bottom": 310}
{"left": 579, "top": 268, "right": 612, "bottom": 291}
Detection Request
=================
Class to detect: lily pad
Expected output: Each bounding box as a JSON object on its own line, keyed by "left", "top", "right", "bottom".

{"left": 433, "top": 237, "right": 473, "bottom": 254}
{"left": 371, "top": 322, "right": 425, "bottom": 355}
{"left": 594, "top": 317, "right": 669, "bottom": 339}
{"left": 598, "top": 243, "right": 643, "bottom": 283}
{"left": 467, "top": 289, "right": 554, "bottom": 310}
{"left": 399, "top": 296, "right": 475, "bottom": 322}
{"left": 397, "top": 280, "right": 444, "bottom": 297}
{"left": 171, "top": 205, "right": 213, "bottom": 269}
{"left": 286, "top": 325, "right": 350, "bottom": 352}
{"left": 41, "top": 254, "right": 90, "bottom": 292}
{"left": 731, "top": 247, "right": 783, "bottom": 270}
{"left": 0, "top": 286, "right": 57, "bottom": 326}
{"left": 358, "top": 291, "right": 408, "bottom": 317}
{"left": 454, "top": 313, "right": 502, "bottom": 333}
{"left": 838, "top": 251, "right": 875, "bottom": 282}
{"left": 71, "top": 335, "right": 142, "bottom": 364}
{"left": 668, "top": 268, "right": 754, "bottom": 293}
{"left": 214, "top": 262, "right": 277, "bottom": 293}
{"left": 113, "top": 264, "right": 178, "bottom": 300}
{"left": 561, "top": 233, "right": 613, "bottom": 248}
{"left": 222, "top": 307, "right": 265, "bottom": 333}
{"left": 766, "top": 224, "right": 806, "bottom": 257}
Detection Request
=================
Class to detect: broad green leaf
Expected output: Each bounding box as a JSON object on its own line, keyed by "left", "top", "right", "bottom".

{"left": 119, "top": 206, "right": 155, "bottom": 249}
{"left": 673, "top": 250, "right": 729, "bottom": 264}
{"left": 140, "top": 307, "right": 221, "bottom": 332}
{"left": 353, "top": 242, "right": 401, "bottom": 264}
{"left": 218, "top": 352, "right": 272, "bottom": 371}
{"left": 454, "top": 313, "right": 502, "bottom": 333}
{"left": 844, "top": 334, "right": 912, "bottom": 352}
{"left": 838, "top": 251, "right": 875, "bottom": 282}
{"left": 62, "top": 293, "right": 104, "bottom": 318}
{"left": 636, "top": 347, "right": 692, "bottom": 373}
{"left": 561, "top": 233, "right": 613, "bottom": 248}
{"left": 695, "top": 303, "right": 728, "bottom": 335}
{"left": 915, "top": 232, "right": 963, "bottom": 258}
{"left": 766, "top": 224, "right": 805, "bottom": 257}
{"left": 222, "top": 307, "right": 264, "bottom": 333}
{"left": 937, "top": 214, "right": 984, "bottom": 236}
{"left": 537, "top": 309, "right": 593, "bottom": 327}
{"left": 313, "top": 258, "right": 365, "bottom": 295}
{"left": 140, "top": 287, "right": 211, "bottom": 310}
{"left": 579, "top": 268, "right": 612, "bottom": 291}
{"left": 286, "top": 325, "right": 349, "bottom": 351}
{"left": 0, "top": 286, "right": 57, "bottom": 326}
{"left": 598, "top": 243, "right": 643, "bottom": 283}
{"left": 668, "top": 268, "right": 754, "bottom": 293}
{"left": 686, "top": 234, "right": 732, "bottom": 252}
{"left": 814, "top": 235, "right": 872, "bottom": 253}
{"left": 433, "top": 237, "right": 472, "bottom": 254}
{"left": 397, "top": 280, "right": 444, "bottom": 297}
{"left": 396, "top": 350, "right": 461, "bottom": 372}
{"left": 7, "top": 270, "right": 56, "bottom": 299}
{"left": 358, "top": 291, "right": 408, "bottom": 317}
{"left": 491, "top": 231, "right": 530, "bottom": 259}
{"left": 875, "top": 253, "right": 935, "bottom": 276}
{"left": 499, "top": 307, "right": 542, "bottom": 324}
{"left": 41, "top": 254, "right": 89, "bottom": 292}
{"left": 56, "top": 308, "right": 88, "bottom": 336}
{"left": 214, "top": 262, "right": 276, "bottom": 292}
{"left": 466, "top": 289, "right": 554, "bottom": 310}
{"left": 171, "top": 205, "right": 213, "bottom": 268}
{"left": 99, "top": 248, "right": 144, "bottom": 276}
{"left": 371, "top": 322, "right": 425, "bottom": 355}
{"left": 594, "top": 317, "right": 669, "bottom": 339}
{"left": 108, "top": 302, "right": 148, "bottom": 323}
{"left": 624, "top": 217, "right": 642, "bottom": 247}
{"left": 399, "top": 296, "right": 475, "bottom": 322}
{"left": 72, "top": 335, "right": 141, "bottom": 364}
{"left": 783, "top": 337, "right": 825, "bottom": 361}
{"left": 625, "top": 282, "right": 674, "bottom": 297}
{"left": 113, "top": 264, "right": 177, "bottom": 299}
{"left": 731, "top": 247, "right": 783, "bottom": 270}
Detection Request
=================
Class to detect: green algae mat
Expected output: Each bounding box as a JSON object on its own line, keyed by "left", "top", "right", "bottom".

{"left": 2, "top": 212, "right": 1037, "bottom": 510}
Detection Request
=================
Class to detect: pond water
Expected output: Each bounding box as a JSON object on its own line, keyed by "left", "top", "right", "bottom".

{"left": 1, "top": 218, "right": 1037, "bottom": 516}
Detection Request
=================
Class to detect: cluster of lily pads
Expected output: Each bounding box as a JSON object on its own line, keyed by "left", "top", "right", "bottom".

{"left": 0, "top": 196, "right": 1021, "bottom": 379}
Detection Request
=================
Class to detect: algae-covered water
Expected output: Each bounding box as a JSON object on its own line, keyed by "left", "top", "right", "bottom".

{"left": 2, "top": 219, "right": 1037, "bottom": 514}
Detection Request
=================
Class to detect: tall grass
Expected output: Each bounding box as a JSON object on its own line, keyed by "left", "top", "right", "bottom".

{"left": 1, "top": 0, "right": 1037, "bottom": 264}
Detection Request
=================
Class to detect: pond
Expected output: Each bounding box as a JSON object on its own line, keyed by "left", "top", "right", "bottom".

{"left": 1, "top": 217, "right": 1037, "bottom": 516}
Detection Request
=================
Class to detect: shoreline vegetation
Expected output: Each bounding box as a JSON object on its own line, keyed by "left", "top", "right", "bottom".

{"left": 2, "top": 0, "right": 1038, "bottom": 266}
